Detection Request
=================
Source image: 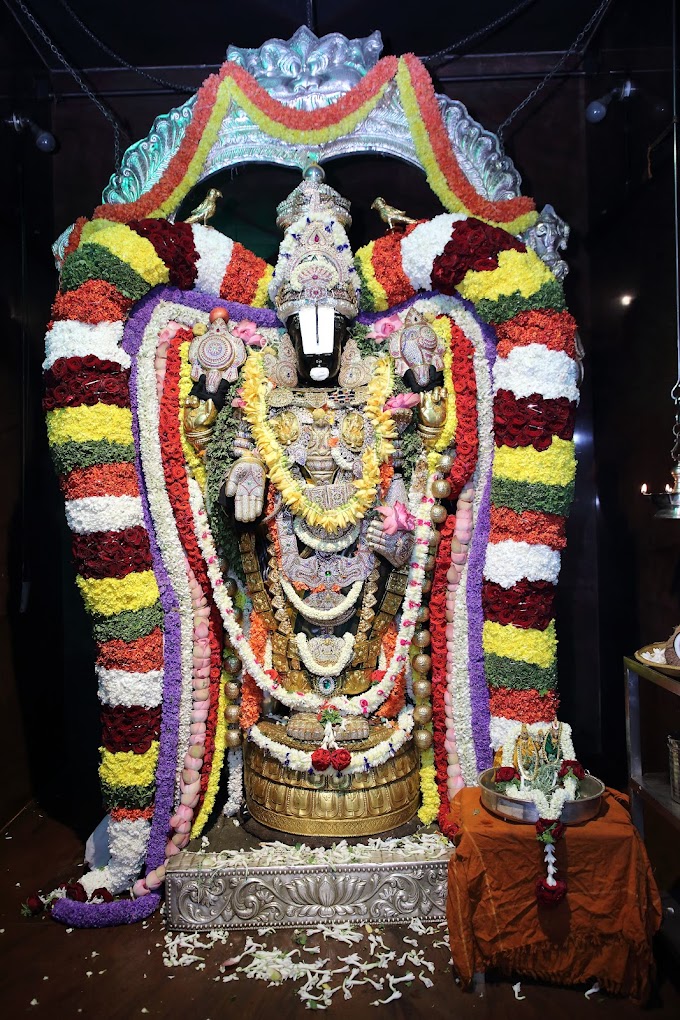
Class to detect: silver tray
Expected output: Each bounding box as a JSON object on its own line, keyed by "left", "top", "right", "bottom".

{"left": 478, "top": 768, "right": 605, "bottom": 824}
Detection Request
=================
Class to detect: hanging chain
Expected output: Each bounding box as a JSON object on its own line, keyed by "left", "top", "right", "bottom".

{"left": 420, "top": 0, "right": 538, "bottom": 65}
{"left": 56, "top": 0, "right": 196, "bottom": 94}
{"left": 497, "top": 0, "right": 613, "bottom": 143}
{"left": 8, "top": 0, "right": 128, "bottom": 168}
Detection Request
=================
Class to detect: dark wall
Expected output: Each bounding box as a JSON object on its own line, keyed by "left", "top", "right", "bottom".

{"left": 0, "top": 11, "right": 673, "bottom": 826}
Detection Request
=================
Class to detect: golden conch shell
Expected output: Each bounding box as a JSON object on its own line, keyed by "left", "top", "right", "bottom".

{"left": 271, "top": 410, "right": 300, "bottom": 446}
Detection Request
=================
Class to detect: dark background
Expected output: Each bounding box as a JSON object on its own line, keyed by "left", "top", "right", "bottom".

{"left": 0, "top": 0, "right": 675, "bottom": 835}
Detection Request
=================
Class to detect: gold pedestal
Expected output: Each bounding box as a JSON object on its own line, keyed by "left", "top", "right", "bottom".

{"left": 244, "top": 738, "right": 421, "bottom": 837}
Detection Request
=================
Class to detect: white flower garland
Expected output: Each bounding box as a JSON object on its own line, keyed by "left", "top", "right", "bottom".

{"left": 280, "top": 577, "right": 363, "bottom": 624}
{"left": 295, "top": 633, "right": 355, "bottom": 677}
{"left": 64, "top": 495, "right": 144, "bottom": 534}
{"left": 43, "top": 320, "right": 128, "bottom": 371}
{"left": 191, "top": 223, "right": 235, "bottom": 296}
{"left": 96, "top": 666, "right": 164, "bottom": 708}
{"left": 400, "top": 214, "right": 466, "bottom": 291}
{"left": 484, "top": 541, "right": 561, "bottom": 588}
{"left": 222, "top": 747, "right": 243, "bottom": 817}
{"left": 493, "top": 344, "right": 580, "bottom": 403}
{"left": 249, "top": 706, "right": 415, "bottom": 776}
{"left": 188, "top": 476, "right": 434, "bottom": 716}
{"left": 137, "top": 306, "right": 200, "bottom": 797}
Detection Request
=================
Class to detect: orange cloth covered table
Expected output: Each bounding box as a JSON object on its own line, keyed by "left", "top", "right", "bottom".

{"left": 446, "top": 787, "right": 662, "bottom": 1003}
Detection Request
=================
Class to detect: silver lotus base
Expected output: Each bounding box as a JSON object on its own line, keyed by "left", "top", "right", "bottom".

{"left": 478, "top": 768, "right": 605, "bottom": 824}
{"left": 165, "top": 846, "right": 453, "bottom": 931}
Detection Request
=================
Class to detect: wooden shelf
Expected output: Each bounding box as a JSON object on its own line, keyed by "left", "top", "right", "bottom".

{"left": 624, "top": 656, "right": 680, "bottom": 696}
{"left": 630, "top": 773, "right": 680, "bottom": 831}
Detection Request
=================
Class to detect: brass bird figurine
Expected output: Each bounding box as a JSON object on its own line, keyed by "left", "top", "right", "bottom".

{"left": 184, "top": 188, "right": 223, "bottom": 226}
{"left": 371, "top": 196, "right": 418, "bottom": 231}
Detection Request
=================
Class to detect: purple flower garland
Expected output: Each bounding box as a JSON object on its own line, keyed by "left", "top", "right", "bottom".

{"left": 463, "top": 307, "right": 498, "bottom": 772}
{"left": 52, "top": 893, "right": 161, "bottom": 928}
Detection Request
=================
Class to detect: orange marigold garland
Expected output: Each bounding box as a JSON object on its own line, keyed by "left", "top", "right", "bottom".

{"left": 239, "top": 609, "right": 267, "bottom": 729}
{"left": 376, "top": 622, "right": 404, "bottom": 718}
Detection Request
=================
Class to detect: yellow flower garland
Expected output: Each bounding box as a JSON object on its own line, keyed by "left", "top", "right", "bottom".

{"left": 46, "top": 403, "right": 133, "bottom": 446}
{"left": 80, "top": 220, "right": 170, "bottom": 286}
{"left": 417, "top": 744, "right": 439, "bottom": 825}
{"left": 457, "top": 248, "right": 552, "bottom": 304}
{"left": 483, "top": 619, "right": 557, "bottom": 669}
{"left": 396, "top": 59, "right": 537, "bottom": 236}
{"left": 355, "top": 241, "right": 389, "bottom": 311}
{"left": 494, "top": 437, "right": 576, "bottom": 488}
{"left": 241, "top": 351, "right": 395, "bottom": 532}
{"left": 190, "top": 670, "right": 227, "bottom": 837}
{"left": 178, "top": 340, "right": 207, "bottom": 491}
{"left": 432, "top": 316, "right": 457, "bottom": 453}
{"left": 99, "top": 742, "right": 159, "bottom": 788}
{"left": 76, "top": 570, "right": 160, "bottom": 617}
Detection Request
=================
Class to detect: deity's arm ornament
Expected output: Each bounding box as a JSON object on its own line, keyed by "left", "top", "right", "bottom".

{"left": 355, "top": 214, "right": 580, "bottom": 829}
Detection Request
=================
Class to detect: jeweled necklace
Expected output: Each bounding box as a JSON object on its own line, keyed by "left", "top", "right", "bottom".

{"left": 241, "top": 350, "right": 396, "bottom": 533}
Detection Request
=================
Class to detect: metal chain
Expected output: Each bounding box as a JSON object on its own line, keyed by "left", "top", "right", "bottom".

{"left": 497, "top": 0, "right": 614, "bottom": 142}
{"left": 7, "top": 0, "right": 128, "bottom": 167}
{"left": 56, "top": 0, "right": 195, "bottom": 94}
{"left": 420, "top": 0, "right": 539, "bottom": 65}
{"left": 305, "top": 0, "right": 315, "bottom": 32}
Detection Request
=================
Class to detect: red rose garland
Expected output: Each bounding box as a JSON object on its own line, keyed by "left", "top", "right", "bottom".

{"left": 429, "top": 320, "right": 480, "bottom": 836}
{"left": 159, "top": 331, "right": 223, "bottom": 807}
{"left": 431, "top": 218, "right": 525, "bottom": 292}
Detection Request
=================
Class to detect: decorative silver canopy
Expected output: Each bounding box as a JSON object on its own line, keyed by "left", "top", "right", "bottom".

{"left": 53, "top": 28, "right": 568, "bottom": 277}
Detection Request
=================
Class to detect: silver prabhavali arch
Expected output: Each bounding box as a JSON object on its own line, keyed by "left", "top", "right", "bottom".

{"left": 52, "top": 26, "right": 569, "bottom": 277}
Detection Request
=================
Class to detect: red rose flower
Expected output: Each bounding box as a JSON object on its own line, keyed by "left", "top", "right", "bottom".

{"left": 22, "top": 894, "right": 44, "bottom": 916}
{"left": 65, "top": 882, "right": 88, "bottom": 902}
{"left": 559, "top": 760, "right": 585, "bottom": 780}
{"left": 330, "top": 748, "right": 352, "bottom": 772}
{"left": 91, "top": 887, "right": 114, "bottom": 903}
{"left": 495, "top": 767, "right": 519, "bottom": 783}
{"left": 535, "top": 818, "right": 566, "bottom": 842}
{"left": 311, "top": 748, "right": 332, "bottom": 772}
{"left": 535, "top": 877, "right": 567, "bottom": 907}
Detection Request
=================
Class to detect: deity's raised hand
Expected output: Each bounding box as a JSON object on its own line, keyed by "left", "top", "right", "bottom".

{"left": 225, "top": 453, "right": 266, "bottom": 522}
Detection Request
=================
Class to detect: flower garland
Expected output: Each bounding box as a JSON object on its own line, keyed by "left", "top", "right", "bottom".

{"left": 280, "top": 577, "right": 363, "bottom": 624}
{"left": 396, "top": 55, "right": 537, "bottom": 234}
{"left": 189, "top": 475, "right": 434, "bottom": 717}
{"left": 296, "top": 633, "right": 356, "bottom": 676}
{"left": 241, "top": 351, "right": 395, "bottom": 533}
{"left": 249, "top": 706, "right": 415, "bottom": 776}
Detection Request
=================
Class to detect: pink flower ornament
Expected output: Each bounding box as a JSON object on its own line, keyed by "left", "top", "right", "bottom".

{"left": 158, "top": 321, "right": 183, "bottom": 343}
{"left": 367, "top": 314, "right": 402, "bottom": 342}
{"left": 232, "top": 320, "right": 266, "bottom": 347}
{"left": 384, "top": 392, "right": 420, "bottom": 410}
{"left": 376, "top": 501, "right": 416, "bottom": 535}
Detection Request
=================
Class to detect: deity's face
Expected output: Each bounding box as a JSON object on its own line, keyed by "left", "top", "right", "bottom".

{"left": 288, "top": 307, "right": 350, "bottom": 386}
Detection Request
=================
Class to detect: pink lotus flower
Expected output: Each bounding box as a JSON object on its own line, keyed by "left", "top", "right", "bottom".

{"left": 376, "top": 501, "right": 416, "bottom": 535}
{"left": 367, "top": 314, "right": 402, "bottom": 341}
{"left": 385, "top": 392, "right": 420, "bottom": 410}
{"left": 232, "top": 320, "right": 265, "bottom": 347}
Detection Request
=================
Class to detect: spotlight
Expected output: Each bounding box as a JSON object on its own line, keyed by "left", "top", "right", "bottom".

{"left": 4, "top": 113, "right": 57, "bottom": 153}
{"left": 619, "top": 294, "right": 634, "bottom": 306}
{"left": 586, "top": 80, "right": 636, "bottom": 124}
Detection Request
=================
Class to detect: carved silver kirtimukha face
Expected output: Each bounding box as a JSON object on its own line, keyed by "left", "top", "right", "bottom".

{"left": 188, "top": 313, "right": 247, "bottom": 393}
{"left": 388, "top": 308, "right": 443, "bottom": 386}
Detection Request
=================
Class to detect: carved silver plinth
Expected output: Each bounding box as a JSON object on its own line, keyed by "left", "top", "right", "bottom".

{"left": 165, "top": 847, "right": 453, "bottom": 931}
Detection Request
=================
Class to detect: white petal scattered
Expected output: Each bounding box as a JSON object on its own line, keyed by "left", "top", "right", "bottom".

{"left": 585, "top": 981, "right": 600, "bottom": 999}
{"left": 512, "top": 981, "right": 526, "bottom": 1000}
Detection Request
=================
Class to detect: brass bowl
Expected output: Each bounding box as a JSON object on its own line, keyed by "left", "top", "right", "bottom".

{"left": 634, "top": 644, "right": 680, "bottom": 678}
{"left": 478, "top": 768, "right": 605, "bottom": 825}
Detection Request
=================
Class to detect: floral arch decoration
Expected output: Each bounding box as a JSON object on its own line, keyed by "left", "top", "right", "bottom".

{"left": 44, "top": 28, "right": 580, "bottom": 926}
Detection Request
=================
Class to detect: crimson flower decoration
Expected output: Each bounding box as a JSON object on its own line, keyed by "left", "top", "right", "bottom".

{"left": 91, "top": 887, "right": 114, "bottom": 903}
{"left": 21, "top": 894, "right": 44, "bottom": 917}
{"left": 559, "top": 759, "right": 586, "bottom": 780}
{"left": 535, "top": 877, "right": 567, "bottom": 907}
{"left": 330, "top": 748, "right": 351, "bottom": 772}
{"left": 535, "top": 818, "right": 566, "bottom": 844}
{"left": 311, "top": 748, "right": 332, "bottom": 772}
{"left": 495, "top": 766, "right": 519, "bottom": 784}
